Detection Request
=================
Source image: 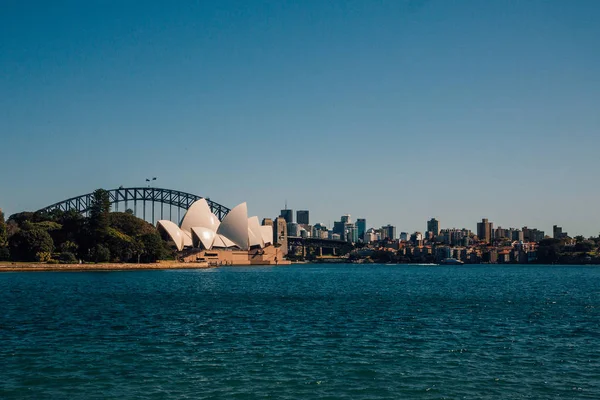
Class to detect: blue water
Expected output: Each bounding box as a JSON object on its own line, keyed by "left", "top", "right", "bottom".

{"left": 1, "top": 264, "right": 599, "bottom": 399}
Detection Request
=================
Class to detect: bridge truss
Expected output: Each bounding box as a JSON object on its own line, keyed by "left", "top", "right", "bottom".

{"left": 37, "top": 187, "right": 231, "bottom": 224}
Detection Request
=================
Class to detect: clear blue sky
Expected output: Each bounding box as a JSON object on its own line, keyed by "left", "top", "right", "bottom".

{"left": 1, "top": 0, "right": 599, "bottom": 237}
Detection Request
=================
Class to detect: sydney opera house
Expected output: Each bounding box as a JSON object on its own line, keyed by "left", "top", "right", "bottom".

{"left": 156, "top": 199, "right": 286, "bottom": 265}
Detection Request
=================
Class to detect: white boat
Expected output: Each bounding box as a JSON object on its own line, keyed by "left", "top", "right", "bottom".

{"left": 439, "top": 258, "right": 464, "bottom": 265}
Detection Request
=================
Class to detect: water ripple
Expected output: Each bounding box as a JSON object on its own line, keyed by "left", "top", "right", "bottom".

{"left": 1, "top": 265, "right": 600, "bottom": 399}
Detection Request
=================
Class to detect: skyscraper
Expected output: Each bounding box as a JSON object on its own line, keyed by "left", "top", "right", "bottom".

{"left": 381, "top": 225, "right": 396, "bottom": 240}
{"left": 356, "top": 218, "right": 366, "bottom": 240}
{"left": 280, "top": 208, "right": 293, "bottom": 224}
{"left": 427, "top": 218, "right": 440, "bottom": 236}
{"left": 297, "top": 210, "right": 309, "bottom": 225}
{"left": 333, "top": 221, "right": 345, "bottom": 237}
{"left": 553, "top": 225, "right": 562, "bottom": 239}
{"left": 345, "top": 223, "right": 358, "bottom": 243}
{"left": 477, "top": 218, "right": 493, "bottom": 243}
{"left": 340, "top": 214, "right": 351, "bottom": 224}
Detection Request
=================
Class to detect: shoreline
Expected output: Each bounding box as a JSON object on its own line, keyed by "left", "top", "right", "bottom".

{"left": 0, "top": 261, "right": 212, "bottom": 272}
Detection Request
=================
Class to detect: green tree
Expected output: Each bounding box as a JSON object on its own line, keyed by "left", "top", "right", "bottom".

{"left": 7, "top": 212, "right": 35, "bottom": 227}
{"left": 0, "top": 247, "right": 10, "bottom": 261}
{"left": 536, "top": 238, "right": 561, "bottom": 264}
{"left": 0, "top": 209, "right": 7, "bottom": 247}
{"left": 60, "top": 240, "right": 79, "bottom": 254}
{"left": 105, "top": 228, "right": 135, "bottom": 262}
{"left": 109, "top": 212, "right": 155, "bottom": 237}
{"left": 90, "top": 244, "right": 111, "bottom": 263}
{"left": 54, "top": 210, "right": 85, "bottom": 256}
{"left": 138, "top": 232, "right": 166, "bottom": 262}
{"left": 8, "top": 228, "right": 54, "bottom": 261}
{"left": 575, "top": 240, "right": 595, "bottom": 253}
{"left": 88, "top": 189, "right": 111, "bottom": 242}
{"left": 58, "top": 252, "right": 78, "bottom": 264}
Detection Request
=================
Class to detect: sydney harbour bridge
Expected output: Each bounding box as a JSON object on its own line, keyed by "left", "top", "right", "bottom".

{"left": 37, "top": 187, "right": 350, "bottom": 256}
{"left": 38, "top": 187, "right": 231, "bottom": 224}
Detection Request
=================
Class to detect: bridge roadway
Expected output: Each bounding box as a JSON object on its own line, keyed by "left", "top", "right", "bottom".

{"left": 37, "top": 187, "right": 230, "bottom": 223}
{"left": 286, "top": 236, "right": 352, "bottom": 256}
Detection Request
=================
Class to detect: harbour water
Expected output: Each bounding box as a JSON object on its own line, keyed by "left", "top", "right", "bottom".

{"left": 1, "top": 264, "right": 599, "bottom": 399}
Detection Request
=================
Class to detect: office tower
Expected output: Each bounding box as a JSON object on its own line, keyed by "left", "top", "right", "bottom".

{"left": 340, "top": 214, "right": 351, "bottom": 224}
{"left": 342, "top": 223, "right": 358, "bottom": 243}
{"left": 477, "top": 218, "right": 493, "bottom": 243}
{"left": 553, "top": 225, "right": 562, "bottom": 239}
{"left": 427, "top": 218, "right": 440, "bottom": 236}
{"left": 381, "top": 225, "right": 396, "bottom": 240}
{"left": 297, "top": 210, "right": 309, "bottom": 225}
{"left": 287, "top": 222, "right": 300, "bottom": 237}
{"left": 356, "top": 218, "right": 367, "bottom": 240}
{"left": 513, "top": 230, "right": 524, "bottom": 242}
{"left": 280, "top": 209, "right": 293, "bottom": 224}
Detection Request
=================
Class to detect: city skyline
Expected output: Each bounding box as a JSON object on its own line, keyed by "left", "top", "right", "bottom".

{"left": 1, "top": 187, "right": 597, "bottom": 240}
{"left": 1, "top": 1, "right": 599, "bottom": 236}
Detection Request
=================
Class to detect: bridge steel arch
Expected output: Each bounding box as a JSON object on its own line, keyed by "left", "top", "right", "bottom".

{"left": 37, "top": 187, "right": 231, "bottom": 223}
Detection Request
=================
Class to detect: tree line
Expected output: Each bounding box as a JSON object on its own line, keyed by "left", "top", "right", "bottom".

{"left": 0, "top": 189, "right": 173, "bottom": 264}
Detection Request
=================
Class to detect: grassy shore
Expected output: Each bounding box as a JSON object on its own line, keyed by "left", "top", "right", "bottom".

{"left": 0, "top": 260, "right": 211, "bottom": 272}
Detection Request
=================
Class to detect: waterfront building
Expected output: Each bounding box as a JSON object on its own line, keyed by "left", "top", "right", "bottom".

{"left": 297, "top": 210, "right": 309, "bottom": 225}
{"left": 477, "top": 218, "right": 493, "bottom": 243}
{"left": 427, "top": 218, "right": 440, "bottom": 236}
{"left": 439, "top": 228, "right": 469, "bottom": 246}
{"left": 156, "top": 199, "right": 286, "bottom": 264}
{"left": 435, "top": 246, "right": 452, "bottom": 262}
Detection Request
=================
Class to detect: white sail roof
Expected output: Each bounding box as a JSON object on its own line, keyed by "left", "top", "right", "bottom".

{"left": 248, "top": 216, "right": 264, "bottom": 248}
{"left": 191, "top": 227, "right": 216, "bottom": 250}
{"left": 180, "top": 198, "right": 221, "bottom": 234}
{"left": 182, "top": 230, "right": 193, "bottom": 247}
{"left": 156, "top": 220, "right": 185, "bottom": 251}
{"left": 260, "top": 225, "right": 273, "bottom": 245}
{"left": 217, "top": 202, "right": 249, "bottom": 250}
{"left": 211, "top": 234, "right": 226, "bottom": 248}
{"left": 218, "top": 234, "right": 236, "bottom": 248}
